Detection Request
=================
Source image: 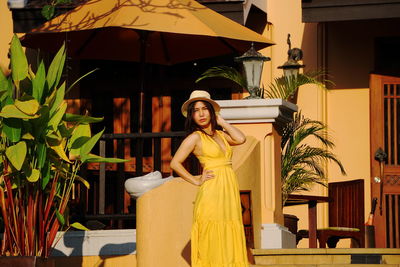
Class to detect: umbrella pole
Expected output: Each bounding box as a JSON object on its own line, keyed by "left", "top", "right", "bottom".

{"left": 138, "top": 31, "right": 148, "bottom": 134}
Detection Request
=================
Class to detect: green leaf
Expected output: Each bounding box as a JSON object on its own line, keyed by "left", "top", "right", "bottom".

{"left": 32, "top": 105, "right": 50, "bottom": 138}
{"left": 47, "top": 44, "right": 65, "bottom": 90}
{"left": 58, "top": 123, "right": 74, "bottom": 138}
{"left": 10, "top": 35, "right": 28, "bottom": 82}
{"left": 75, "top": 174, "right": 90, "bottom": 189}
{"left": 0, "top": 104, "right": 39, "bottom": 119}
{"left": 32, "top": 61, "right": 46, "bottom": 103}
{"left": 3, "top": 118, "right": 22, "bottom": 142}
{"left": 50, "top": 143, "right": 71, "bottom": 163}
{"left": 80, "top": 128, "right": 104, "bottom": 158}
{"left": 36, "top": 143, "right": 47, "bottom": 169}
{"left": 41, "top": 161, "right": 50, "bottom": 189}
{"left": 2, "top": 94, "right": 14, "bottom": 107}
{"left": 41, "top": 5, "right": 55, "bottom": 20}
{"left": 63, "top": 113, "right": 103, "bottom": 124}
{"left": 0, "top": 76, "right": 12, "bottom": 104}
{"left": 46, "top": 131, "right": 61, "bottom": 145}
{"left": 0, "top": 68, "right": 10, "bottom": 95}
{"left": 48, "top": 100, "right": 67, "bottom": 131}
{"left": 49, "top": 82, "right": 65, "bottom": 116}
{"left": 70, "top": 222, "right": 90, "bottom": 231}
{"left": 82, "top": 153, "right": 129, "bottom": 164}
{"left": 55, "top": 209, "right": 65, "bottom": 226}
{"left": 15, "top": 96, "right": 40, "bottom": 115}
{"left": 68, "top": 124, "right": 91, "bottom": 158}
{"left": 196, "top": 66, "right": 247, "bottom": 89}
{"left": 66, "top": 68, "right": 98, "bottom": 94}
{"left": 22, "top": 132, "right": 34, "bottom": 140}
{"left": 57, "top": 0, "right": 72, "bottom": 3}
{"left": 69, "top": 136, "right": 90, "bottom": 158}
{"left": 26, "top": 168, "right": 40, "bottom": 182}
{"left": 6, "top": 141, "right": 27, "bottom": 171}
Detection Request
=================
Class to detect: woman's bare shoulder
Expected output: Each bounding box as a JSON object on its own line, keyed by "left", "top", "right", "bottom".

{"left": 182, "top": 132, "right": 201, "bottom": 145}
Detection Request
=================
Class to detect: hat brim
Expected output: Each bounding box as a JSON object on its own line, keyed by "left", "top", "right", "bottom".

{"left": 181, "top": 97, "right": 220, "bottom": 117}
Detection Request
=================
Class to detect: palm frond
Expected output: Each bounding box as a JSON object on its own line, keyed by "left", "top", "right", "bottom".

{"left": 196, "top": 66, "right": 247, "bottom": 89}
{"left": 282, "top": 111, "right": 346, "bottom": 204}
{"left": 265, "top": 71, "right": 333, "bottom": 100}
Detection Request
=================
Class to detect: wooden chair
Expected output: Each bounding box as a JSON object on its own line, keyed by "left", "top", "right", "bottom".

{"left": 297, "top": 179, "right": 365, "bottom": 248}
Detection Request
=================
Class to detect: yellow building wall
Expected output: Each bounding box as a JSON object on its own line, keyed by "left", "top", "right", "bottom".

{"left": 263, "top": 0, "right": 372, "bottom": 248}
{"left": 0, "top": 1, "right": 13, "bottom": 74}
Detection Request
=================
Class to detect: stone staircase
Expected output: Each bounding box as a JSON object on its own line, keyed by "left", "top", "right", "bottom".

{"left": 251, "top": 248, "right": 400, "bottom": 267}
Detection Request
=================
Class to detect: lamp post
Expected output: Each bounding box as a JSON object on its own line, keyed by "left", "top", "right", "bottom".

{"left": 278, "top": 34, "right": 305, "bottom": 79}
{"left": 235, "top": 43, "right": 270, "bottom": 98}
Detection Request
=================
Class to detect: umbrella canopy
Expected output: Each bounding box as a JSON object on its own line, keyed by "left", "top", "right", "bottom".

{"left": 21, "top": 0, "right": 274, "bottom": 65}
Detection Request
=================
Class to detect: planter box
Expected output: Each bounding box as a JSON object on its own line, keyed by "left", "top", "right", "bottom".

{"left": 52, "top": 229, "right": 136, "bottom": 256}
{"left": 0, "top": 255, "right": 137, "bottom": 267}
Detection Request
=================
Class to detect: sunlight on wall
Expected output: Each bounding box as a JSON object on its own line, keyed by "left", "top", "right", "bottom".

{"left": 0, "top": 1, "right": 13, "bottom": 74}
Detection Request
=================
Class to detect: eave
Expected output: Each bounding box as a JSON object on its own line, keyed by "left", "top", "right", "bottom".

{"left": 302, "top": 0, "right": 400, "bottom": 22}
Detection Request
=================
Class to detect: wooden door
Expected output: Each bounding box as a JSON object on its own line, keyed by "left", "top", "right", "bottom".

{"left": 370, "top": 74, "right": 400, "bottom": 248}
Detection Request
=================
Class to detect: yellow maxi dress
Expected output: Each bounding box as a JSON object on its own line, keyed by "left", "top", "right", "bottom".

{"left": 191, "top": 130, "right": 248, "bottom": 267}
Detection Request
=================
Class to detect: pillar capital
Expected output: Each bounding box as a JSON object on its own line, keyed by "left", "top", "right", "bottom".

{"left": 217, "top": 99, "right": 297, "bottom": 134}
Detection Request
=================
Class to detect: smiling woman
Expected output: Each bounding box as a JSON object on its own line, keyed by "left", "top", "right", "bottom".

{"left": 170, "top": 90, "right": 249, "bottom": 267}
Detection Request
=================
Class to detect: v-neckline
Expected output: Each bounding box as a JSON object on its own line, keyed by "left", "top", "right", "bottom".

{"left": 207, "top": 131, "right": 227, "bottom": 155}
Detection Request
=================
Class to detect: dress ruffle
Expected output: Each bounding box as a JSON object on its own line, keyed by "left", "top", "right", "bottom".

{"left": 191, "top": 219, "right": 248, "bottom": 267}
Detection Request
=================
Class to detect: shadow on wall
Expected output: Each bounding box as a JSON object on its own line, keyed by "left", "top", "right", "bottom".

{"left": 51, "top": 229, "right": 136, "bottom": 257}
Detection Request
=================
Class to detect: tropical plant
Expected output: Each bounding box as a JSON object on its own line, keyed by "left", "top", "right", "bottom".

{"left": 281, "top": 112, "right": 346, "bottom": 205}
{"left": 196, "top": 66, "right": 330, "bottom": 100}
{"left": 41, "top": 0, "right": 73, "bottom": 20}
{"left": 0, "top": 35, "right": 126, "bottom": 257}
{"left": 196, "top": 66, "right": 264, "bottom": 98}
{"left": 196, "top": 66, "right": 247, "bottom": 89}
{"left": 264, "top": 72, "right": 331, "bottom": 100}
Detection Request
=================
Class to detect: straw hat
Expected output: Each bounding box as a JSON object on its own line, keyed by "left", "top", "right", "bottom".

{"left": 181, "top": 90, "right": 220, "bottom": 117}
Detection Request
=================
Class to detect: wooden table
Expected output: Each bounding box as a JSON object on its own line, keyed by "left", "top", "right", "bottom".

{"left": 285, "top": 194, "right": 332, "bottom": 248}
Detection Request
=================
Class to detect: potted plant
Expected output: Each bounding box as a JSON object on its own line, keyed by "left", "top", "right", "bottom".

{"left": 281, "top": 112, "right": 346, "bottom": 234}
{"left": 281, "top": 111, "right": 346, "bottom": 204}
{"left": 0, "top": 35, "right": 125, "bottom": 261}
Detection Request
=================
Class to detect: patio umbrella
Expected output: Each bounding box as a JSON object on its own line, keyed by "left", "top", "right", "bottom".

{"left": 21, "top": 0, "right": 274, "bottom": 64}
{"left": 21, "top": 0, "right": 274, "bottom": 131}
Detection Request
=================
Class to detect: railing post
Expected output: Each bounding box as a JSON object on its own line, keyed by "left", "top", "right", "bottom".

{"left": 117, "top": 139, "right": 125, "bottom": 214}
{"left": 154, "top": 137, "right": 161, "bottom": 171}
{"left": 99, "top": 140, "right": 106, "bottom": 214}
{"left": 136, "top": 138, "right": 144, "bottom": 176}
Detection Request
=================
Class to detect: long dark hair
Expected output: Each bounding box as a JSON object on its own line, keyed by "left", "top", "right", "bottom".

{"left": 185, "top": 100, "right": 219, "bottom": 135}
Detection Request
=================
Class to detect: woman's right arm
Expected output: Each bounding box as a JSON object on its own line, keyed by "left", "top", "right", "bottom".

{"left": 170, "top": 133, "right": 214, "bottom": 186}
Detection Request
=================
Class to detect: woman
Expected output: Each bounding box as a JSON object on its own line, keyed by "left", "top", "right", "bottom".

{"left": 170, "top": 90, "right": 249, "bottom": 267}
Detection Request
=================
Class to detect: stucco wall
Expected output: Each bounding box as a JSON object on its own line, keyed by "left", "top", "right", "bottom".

{"left": 265, "top": 0, "right": 373, "bottom": 248}
{"left": 0, "top": 1, "right": 13, "bottom": 74}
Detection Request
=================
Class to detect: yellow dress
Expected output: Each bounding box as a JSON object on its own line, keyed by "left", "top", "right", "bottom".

{"left": 191, "top": 130, "right": 248, "bottom": 267}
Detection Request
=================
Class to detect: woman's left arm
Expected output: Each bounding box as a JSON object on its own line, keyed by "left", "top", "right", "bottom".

{"left": 217, "top": 114, "right": 246, "bottom": 145}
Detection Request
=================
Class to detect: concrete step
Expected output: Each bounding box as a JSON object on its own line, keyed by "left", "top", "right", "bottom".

{"left": 252, "top": 248, "right": 400, "bottom": 266}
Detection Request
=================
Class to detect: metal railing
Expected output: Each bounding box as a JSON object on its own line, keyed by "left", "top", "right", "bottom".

{"left": 81, "top": 131, "right": 200, "bottom": 227}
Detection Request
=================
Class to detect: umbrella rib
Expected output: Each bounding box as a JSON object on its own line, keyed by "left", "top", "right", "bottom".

{"left": 218, "top": 37, "right": 239, "bottom": 54}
